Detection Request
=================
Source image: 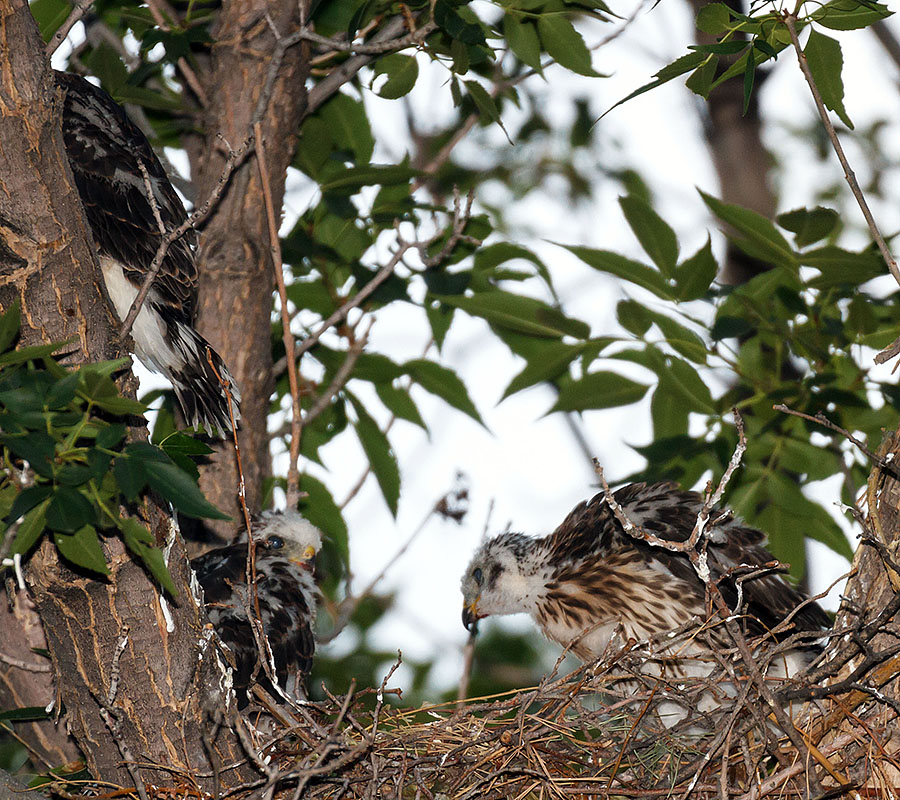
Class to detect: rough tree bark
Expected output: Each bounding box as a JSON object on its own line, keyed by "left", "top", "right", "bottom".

{"left": 821, "top": 429, "right": 900, "bottom": 786}
{"left": 0, "top": 1, "right": 254, "bottom": 788}
{"left": 191, "top": 0, "right": 310, "bottom": 532}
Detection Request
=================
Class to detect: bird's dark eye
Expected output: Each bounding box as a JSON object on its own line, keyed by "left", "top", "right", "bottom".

{"left": 267, "top": 535, "right": 284, "bottom": 550}
{"left": 473, "top": 567, "right": 483, "bottom": 586}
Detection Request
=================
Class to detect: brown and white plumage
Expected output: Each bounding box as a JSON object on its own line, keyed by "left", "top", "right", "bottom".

{"left": 461, "top": 482, "right": 830, "bottom": 670}
{"left": 57, "top": 71, "right": 240, "bottom": 435}
{"left": 192, "top": 510, "right": 322, "bottom": 704}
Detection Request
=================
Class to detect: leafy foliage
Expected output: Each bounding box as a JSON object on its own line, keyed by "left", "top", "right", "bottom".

{"left": 0, "top": 305, "right": 227, "bottom": 593}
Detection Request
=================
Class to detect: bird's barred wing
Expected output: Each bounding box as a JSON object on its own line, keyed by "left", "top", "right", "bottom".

{"left": 56, "top": 71, "right": 197, "bottom": 322}
{"left": 547, "top": 481, "right": 829, "bottom": 637}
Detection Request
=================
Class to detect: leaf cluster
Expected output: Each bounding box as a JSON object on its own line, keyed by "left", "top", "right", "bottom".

{"left": 0, "top": 305, "right": 227, "bottom": 594}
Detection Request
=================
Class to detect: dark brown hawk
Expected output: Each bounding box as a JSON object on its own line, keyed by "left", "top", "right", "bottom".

{"left": 57, "top": 71, "right": 240, "bottom": 435}
{"left": 191, "top": 510, "right": 321, "bottom": 704}
{"left": 461, "top": 482, "right": 830, "bottom": 673}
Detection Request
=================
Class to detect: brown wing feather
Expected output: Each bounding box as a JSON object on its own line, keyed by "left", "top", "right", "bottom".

{"left": 544, "top": 482, "right": 829, "bottom": 638}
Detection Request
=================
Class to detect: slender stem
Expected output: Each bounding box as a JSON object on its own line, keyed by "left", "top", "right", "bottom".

{"left": 784, "top": 13, "right": 900, "bottom": 289}
{"left": 254, "top": 121, "right": 302, "bottom": 509}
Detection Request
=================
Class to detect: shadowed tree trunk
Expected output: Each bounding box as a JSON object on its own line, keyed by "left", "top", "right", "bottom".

{"left": 688, "top": 0, "right": 776, "bottom": 285}
{"left": 0, "top": 1, "right": 254, "bottom": 787}
{"left": 191, "top": 0, "right": 310, "bottom": 532}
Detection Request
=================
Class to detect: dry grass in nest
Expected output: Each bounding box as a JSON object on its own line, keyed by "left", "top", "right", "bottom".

{"left": 88, "top": 607, "right": 893, "bottom": 800}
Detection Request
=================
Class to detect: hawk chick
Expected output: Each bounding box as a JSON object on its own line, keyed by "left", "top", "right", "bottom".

{"left": 461, "top": 482, "right": 829, "bottom": 672}
{"left": 192, "top": 510, "right": 322, "bottom": 703}
{"left": 57, "top": 71, "right": 240, "bottom": 435}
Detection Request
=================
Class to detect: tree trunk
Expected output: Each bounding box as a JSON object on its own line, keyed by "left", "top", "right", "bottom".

{"left": 818, "top": 429, "right": 900, "bottom": 787}
{"left": 191, "top": 0, "right": 309, "bottom": 530}
{"left": 0, "top": 1, "right": 254, "bottom": 787}
{"left": 687, "top": 0, "right": 776, "bottom": 285}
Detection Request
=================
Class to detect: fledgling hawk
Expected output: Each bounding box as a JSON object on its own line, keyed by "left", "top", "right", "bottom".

{"left": 191, "top": 510, "right": 322, "bottom": 703}
{"left": 56, "top": 72, "right": 240, "bottom": 435}
{"left": 461, "top": 481, "right": 830, "bottom": 676}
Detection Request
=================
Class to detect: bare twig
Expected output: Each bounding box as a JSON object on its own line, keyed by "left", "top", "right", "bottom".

{"left": 784, "top": 14, "right": 900, "bottom": 292}
{"left": 0, "top": 650, "right": 50, "bottom": 673}
{"left": 290, "top": 22, "right": 437, "bottom": 55}
{"left": 255, "top": 121, "right": 302, "bottom": 508}
{"left": 46, "top": 0, "right": 94, "bottom": 56}
{"left": 774, "top": 402, "right": 897, "bottom": 474}
{"left": 303, "top": 320, "right": 373, "bottom": 428}
{"left": 143, "top": 0, "right": 208, "bottom": 106}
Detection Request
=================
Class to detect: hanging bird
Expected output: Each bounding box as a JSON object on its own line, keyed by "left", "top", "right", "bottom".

{"left": 191, "top": 510, "right": 322, "bottom": 703}
{"left": 56, "top": 71, "right": 240, "bottom": 435}
{"left": 461, "top": 482, "right": 830, "bottom": 678}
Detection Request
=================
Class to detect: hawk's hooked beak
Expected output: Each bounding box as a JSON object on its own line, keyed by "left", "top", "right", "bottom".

{"left": 462, "top": 602, "right": 481, "bottom": 633}
{"left": 290, "top": 545, "right": 318, "bottom": 570}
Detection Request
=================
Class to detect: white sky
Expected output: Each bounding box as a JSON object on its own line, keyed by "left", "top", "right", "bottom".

{"left": 53, "top": 3, "right": 900, "bottom": 694}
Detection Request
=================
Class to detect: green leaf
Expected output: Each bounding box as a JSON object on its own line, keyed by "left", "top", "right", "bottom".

{"left": 79, "top": 371, "right": 146, "bottom": 414}
{"left": 30, "top": 0, "right": 72, "bottom": 41}
{"left": 503, "top": 342, "right": 586, "bottom": 399}
{"left": 464, "top": 80, "right": 502, "bottom": 124}
{"left": 562, "top": 245, "right": 675, "bottom": 300}
{"left": 143, "top": 461, "right": 231, "bottom": 520}
{"left": 348, "top": 394, "right": 400, "bottom": 516}
{"left": 318, "top": 93, "right": 374, "bottom": 164}
{"left": 374, "top": 383, "right": 428, "bottom": 431}
{"left": 618, "top": 195, "right": 679, "bottom": 277}
{"left": 537, "top": 14, "right": 597, "bottom": 77}
{"left": 0, "top": 341, "right": 64, "bottom": 366}
{"left": 54, "top": 525, "right": 110, "bottom": 576}
{"left": 372, "top": 54, "right": 419, "bottom": 99}
{"left": 685, "top": 56, "right": 718, "bottom": 99}
{"left": 742, "top": 46, "right": 756, "bottom": 114}
{"left": 650, "top": 377, "right": 689, "bottom": 437}
{"left": 46, "top": 486, "right": 95, "bottom": 533}
{"left": 776, "top": 206, "right": 840, "bottom": 247}
{"left": 6, "top": 486, "right": 52, "bottom": 526}
{"left": 96, "top": 423, "right": 127, "bottom": 450}
{"left": 645, "top": 310, "right": 709, "bottom": 364}
{"left": 1, "top": 432, "right": 56, "bottom": 477}
{"left": 434, "top": 291, "right": 590, "bottom": 339}
{"left": 403, "top": 359, "right": 484, "bottom": 425}
{"left": 804, "top": 30, "right": 853, "bottom": 129}
{"left": 699, "top": 190, "right": 798, "bottom": 271}
{"left": 10, "top": 499, "right": 50, "bottom": 555}
{"left": 298, "top": 475, "right": 349, "bottom": 565}
{"left": 675, "top": 237, "right": 719, "bottom": 300}
{"left": 120, "top": 518, "right": 177, "bottom": 596}
{"left": 802, "top": 246, "right": 884, "bottom": 286}
{"left": 504, "top": 14, "right": 542, "bottom": 71}
{"left": 696, "top": 2, "right": 732, "bottom": 34}
{"left": 658, "top": 356, "right": 714, "bottom": 412}
{"left": 602, "top": 52, "right": 705, "bottom": 118}
{"left": 0, "top": 706, "right": 51, "bottom": 722}
{"left": 0, "top": 301, "right": 21, "bottom": 353}
{"left": 811, "top": 0, "right": 891, "bottom": 30}
{"left": 113, "top": 456, "right": 147, "bottom": 501}
{"left": 433, "top": 0, "right": 486, "bottom": 44}
{"left": 550, "top": 371, "right": 649, "bottom": 412}
{"left": 320, "top": 164, "right": 417, "bottom": 194}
